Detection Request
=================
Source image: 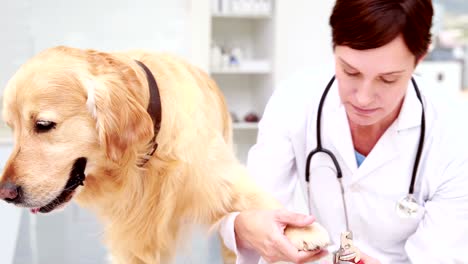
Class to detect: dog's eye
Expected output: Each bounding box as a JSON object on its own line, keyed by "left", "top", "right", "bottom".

{"left": 35, "top": 120, "right": 56, "bottom": 133}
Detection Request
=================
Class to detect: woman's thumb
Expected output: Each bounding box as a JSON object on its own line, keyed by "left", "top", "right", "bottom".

{"left": 275, "top": 210, "right": 315, "bottom": 227}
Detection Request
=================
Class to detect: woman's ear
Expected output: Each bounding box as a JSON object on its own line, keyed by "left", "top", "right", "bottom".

{"left": 84, "top": 52, "right": 154, "bottom": 163}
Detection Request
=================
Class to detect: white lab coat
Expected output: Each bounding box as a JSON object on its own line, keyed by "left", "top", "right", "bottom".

{"left": 218, "top": 69, "right": 468, "bottom": 264}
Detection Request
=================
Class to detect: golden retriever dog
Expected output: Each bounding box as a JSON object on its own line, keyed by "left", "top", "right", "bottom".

{"left": 0, "top": 46, "right": 330, "bottom": 263}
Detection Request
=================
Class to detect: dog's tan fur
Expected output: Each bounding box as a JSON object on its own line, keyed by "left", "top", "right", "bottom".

{"left": 1, "top": 46, "right": 329, "bottom": 263}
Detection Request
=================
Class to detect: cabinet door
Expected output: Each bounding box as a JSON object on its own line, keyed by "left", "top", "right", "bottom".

{"left": 0, "top": 143, "right": 22, "bottom": 264}
{"left": 416, "top": 61, "right": 463, "bottom": 94}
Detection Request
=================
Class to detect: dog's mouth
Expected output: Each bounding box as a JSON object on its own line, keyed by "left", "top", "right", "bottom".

{"left": 31, "top": 157, "right": 87, "bottom": 214}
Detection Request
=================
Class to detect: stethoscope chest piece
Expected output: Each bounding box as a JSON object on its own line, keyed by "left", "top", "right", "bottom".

{"left": 395, "top": 194, "right": 420, "bottom": 218}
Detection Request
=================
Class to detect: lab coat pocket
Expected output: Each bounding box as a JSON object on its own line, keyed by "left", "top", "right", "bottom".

{"left": 395, "top": 201, "right": 426, "bottom": 235}
{"left": 367, "top": 192, "right": 426, "bottom": 247}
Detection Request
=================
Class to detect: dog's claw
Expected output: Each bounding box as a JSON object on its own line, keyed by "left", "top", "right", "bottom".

{"left": 301, "top": 241, "right": 320, "bottom": 251}
{"left": 285, "top": 222, "right": 330, "bottom": 252}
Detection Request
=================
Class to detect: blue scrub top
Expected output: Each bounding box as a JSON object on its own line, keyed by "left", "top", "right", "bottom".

{"left": 355, "top": 150, "right": 366, "bottom": 167}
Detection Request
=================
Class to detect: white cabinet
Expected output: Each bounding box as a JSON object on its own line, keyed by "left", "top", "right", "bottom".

{"left": 0, "top": 203, "right": 21, "bottom": 264}
{"left": 415, "top": 60, "right": 464, "bottom": 94}
{"left": 0, "top": 143, "right": 22, "bottom": 264}
{"left": 209, "top": 0, "right": 276, "bottom": 163}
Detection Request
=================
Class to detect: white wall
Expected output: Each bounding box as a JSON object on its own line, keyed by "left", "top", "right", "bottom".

{"left": 0, "top": 1, "right": 34, "bottom": 92}
{"left": 274, "top": 0, "right": 335, "bottom": 84}
{"left": 245, "top": 0, "right": 336, "bottom": 118}
{"left": 0, "top": 0, "right": 193, "bottom": 93}
{"left": 29, "top": 0, "right": 191, "bottom": 54}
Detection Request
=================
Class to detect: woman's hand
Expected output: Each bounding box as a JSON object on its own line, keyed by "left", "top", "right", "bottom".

{"left": 234, "top": 209, "right": 328, "bottom": 263}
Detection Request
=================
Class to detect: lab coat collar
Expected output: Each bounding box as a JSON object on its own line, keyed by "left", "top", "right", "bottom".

{"left": 395, "top": 79, "right": 424, "bottom": 132}
{"left": 326, "top": 104, "right": 402, "bottom": 185}
{"left": 351, "top": 124, "right": 400, "bottom": 184}
{"left": 350, "top": 78, "right": 424, "bottom": 182}
{"left": 326, "top": 77, "right": 422, "bottom": 185}
{"left": 325, "top": 81, "right": 360, "bottom": 179}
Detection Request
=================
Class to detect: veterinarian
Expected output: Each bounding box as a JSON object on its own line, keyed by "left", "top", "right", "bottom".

{"left": 218, "top": 0, "right": 468, "bottom": 263}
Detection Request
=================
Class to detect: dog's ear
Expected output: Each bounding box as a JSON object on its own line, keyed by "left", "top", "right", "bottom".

{"left": 84, "top": 52, "right": 154, "bottom": 162}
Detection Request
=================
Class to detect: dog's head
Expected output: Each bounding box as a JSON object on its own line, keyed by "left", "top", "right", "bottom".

{"left": 0, "top": 46, "right": 154, "bottom": 213}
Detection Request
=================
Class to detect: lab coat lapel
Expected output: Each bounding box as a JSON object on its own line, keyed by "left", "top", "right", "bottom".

{"left": 351, "top": 80, "right": 423, "bottom": 184}
{"left": 352, "top": 127, "right": 400, "bottom": 183}
{"left": 326, "top": 85, "right": 359, "bottom": 177}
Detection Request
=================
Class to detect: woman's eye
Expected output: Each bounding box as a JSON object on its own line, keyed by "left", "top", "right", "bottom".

{"left": 35, "top": 120, "right": 56, "bottom": 133}
{"left": 381, "top": 78, "right": 398, "bottom": 84}
{"left": 344, "top": 69, "right": 360, "bottom": 77}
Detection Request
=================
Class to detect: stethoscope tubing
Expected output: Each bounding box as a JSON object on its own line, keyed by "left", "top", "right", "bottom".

{"left": 304, "top": 75, "right": 425, "bottom": 227}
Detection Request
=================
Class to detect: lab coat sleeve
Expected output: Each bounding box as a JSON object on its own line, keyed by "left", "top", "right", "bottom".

{"left": 218, "top": 212, "right": 261, "bottom": 264}
{"left": 217, "top": 81, "right": 303, "bottom": 263}
{"left": 405, "top": 157, "right": 468, "bottom": 263}
{"left": 246, "top": 81, "right": 302, "bottom": 208}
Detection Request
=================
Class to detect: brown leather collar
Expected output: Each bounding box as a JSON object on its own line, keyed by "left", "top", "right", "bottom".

{"left": 135, "top": 60, "right": 161, "bottom": 167}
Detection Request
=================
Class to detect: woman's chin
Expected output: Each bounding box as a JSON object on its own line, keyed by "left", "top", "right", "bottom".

{"left": 347, "top": 114, "right": 380, "bottom": 127}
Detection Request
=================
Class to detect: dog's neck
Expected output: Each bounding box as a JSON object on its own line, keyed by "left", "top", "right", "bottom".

{"left": 135, "top": 60, "right": 162, "bottom": 167}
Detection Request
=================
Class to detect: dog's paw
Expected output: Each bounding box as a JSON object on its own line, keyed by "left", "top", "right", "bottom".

{"left": 284, "top": 222, "right": 330, "bottom": 251}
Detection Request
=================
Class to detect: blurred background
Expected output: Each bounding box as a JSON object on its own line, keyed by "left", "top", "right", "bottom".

{"left": 0, "top": 0, "right": 466, "bottom": 263}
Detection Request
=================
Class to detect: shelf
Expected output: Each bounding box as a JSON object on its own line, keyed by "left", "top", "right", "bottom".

{"left": 212, "top": 12, "right": 272, "bottom": 19}
{"left": 211, "top": 60, "right": 271, "bottom": 75}
{"left": 233, "top": 122, "right": 258, "bottom": 130}
{"left": 211, "top": 68, "right": 270, "bottom": 74}
{"left": 209, "top": 0, "right": 274, "bottom": 159}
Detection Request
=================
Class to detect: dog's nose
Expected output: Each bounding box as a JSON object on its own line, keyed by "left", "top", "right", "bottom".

{"left": 0, "top": 182, "right": 22, "bottom": 203}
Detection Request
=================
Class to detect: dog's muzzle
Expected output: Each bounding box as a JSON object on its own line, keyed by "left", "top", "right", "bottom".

{"left": 32, "top": 157, "right": 87, "bottom": 213}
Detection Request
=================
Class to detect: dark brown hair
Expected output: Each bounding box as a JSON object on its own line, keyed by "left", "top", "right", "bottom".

{"left": 329, "top": 0, "right": 434, "bottom": 61}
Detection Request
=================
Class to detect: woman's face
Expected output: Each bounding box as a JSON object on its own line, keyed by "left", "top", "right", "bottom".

{"left": 334, "top": 35, "right": 419, "bottom": 127}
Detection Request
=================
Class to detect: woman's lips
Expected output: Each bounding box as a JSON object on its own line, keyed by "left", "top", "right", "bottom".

{"left": 352, "top": 104, "right": 378, "bottom": 115}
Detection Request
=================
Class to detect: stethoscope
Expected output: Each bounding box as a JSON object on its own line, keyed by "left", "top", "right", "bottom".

{"left": 305, "top": 75, "right": 425, "bottom": 233}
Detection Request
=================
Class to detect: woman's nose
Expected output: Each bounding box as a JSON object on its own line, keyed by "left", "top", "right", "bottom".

{"left": 355, "top": 82, "right": 374, "bottom": 107}
{"left": 0, "top": 182, "right": 22, "bottom": 203}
